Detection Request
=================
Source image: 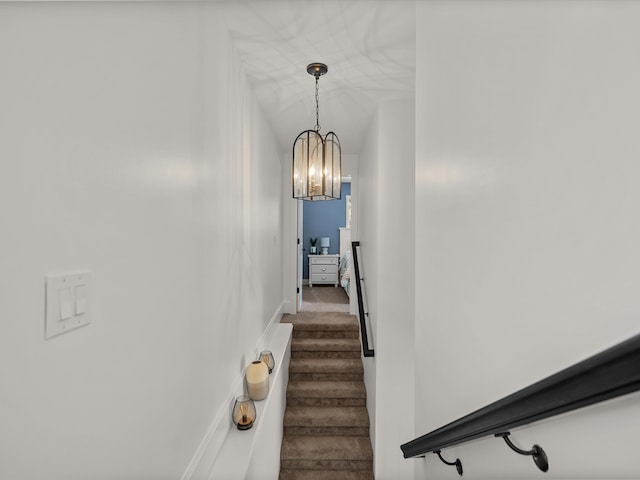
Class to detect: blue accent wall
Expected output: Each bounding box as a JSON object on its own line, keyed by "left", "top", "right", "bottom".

{"left": 303, "top": 183, "right": 351, "bottom": 279}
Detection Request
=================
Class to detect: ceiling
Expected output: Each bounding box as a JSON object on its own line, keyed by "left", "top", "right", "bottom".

{"left": 224, "top": 0, "right": 417, "bottom": 154}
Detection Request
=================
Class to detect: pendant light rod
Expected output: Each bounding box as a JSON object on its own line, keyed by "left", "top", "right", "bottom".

{"left": 307, "top": 63, "right": 328, "bottom": 132}
{"left": 314, "top": 75, "right": 321, "bottom": 132}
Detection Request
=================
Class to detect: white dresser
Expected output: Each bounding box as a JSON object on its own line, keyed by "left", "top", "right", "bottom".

{"left": 308, "top": 254, "right": 340, "bottom": 287}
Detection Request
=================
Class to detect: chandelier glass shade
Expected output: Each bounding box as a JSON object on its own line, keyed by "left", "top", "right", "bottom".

{"left": 292, "top": 129, "right": 341, "bottom": 201}
{"left": 292, "top": 63, "right": 342, "bottom": 201}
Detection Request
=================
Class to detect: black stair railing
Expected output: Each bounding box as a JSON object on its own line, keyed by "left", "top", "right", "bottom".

{"left": 401, "top": 332, "right": 640, "bottom": 474}
{"left": 350, "top": 241, "right": 374, "bottom": 357}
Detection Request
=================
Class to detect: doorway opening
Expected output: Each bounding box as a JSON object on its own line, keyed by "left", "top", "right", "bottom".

{"left": 296, "top": 177, "right": 353, "bottom": 313}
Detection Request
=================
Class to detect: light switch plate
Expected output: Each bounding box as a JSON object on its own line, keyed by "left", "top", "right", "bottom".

{"left": 45, "top": 272, "right": 91, "bottom": 339}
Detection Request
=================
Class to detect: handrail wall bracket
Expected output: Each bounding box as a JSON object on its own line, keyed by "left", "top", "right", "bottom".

{"left": 434, "top": 450, "right": 463, "bottom": 476}
{"left": 496, "top": 432, "right": 548, "bottom": 473}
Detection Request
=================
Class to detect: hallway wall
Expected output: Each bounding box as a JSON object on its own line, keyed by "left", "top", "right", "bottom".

{"left": 414, "top": 1, "right": 640, "bottom": 478}
{"left": 358, "top": 109, "right": 380, "bottom": 459}
{"left": 0, "top": 3, "right": 283, "bottom": 479}
{"left": 358, "top": 99, "right": 416, "bottom": 479}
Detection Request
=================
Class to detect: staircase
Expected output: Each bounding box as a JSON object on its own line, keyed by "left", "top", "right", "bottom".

{"left": 279, "top": 311, "right": 373, "bottom": 480}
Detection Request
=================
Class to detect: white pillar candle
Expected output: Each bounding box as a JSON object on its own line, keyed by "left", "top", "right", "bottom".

{"left": 246, "top": 360, "right": 269, "bottom": 400}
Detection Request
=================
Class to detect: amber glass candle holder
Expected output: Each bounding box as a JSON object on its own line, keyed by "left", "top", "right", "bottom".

{"left": 232, "top": 395, "right": 256, "bottom": 431}
{"left": 259, "top": 350, "right": 275, "bottom": 374}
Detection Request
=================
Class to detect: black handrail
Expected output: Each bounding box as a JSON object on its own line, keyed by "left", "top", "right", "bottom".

{"left": 350, "top": 241, "right": 374, "bottom": 357}
{"left": 401, "top": 333, "right": 640, "bottom": 461}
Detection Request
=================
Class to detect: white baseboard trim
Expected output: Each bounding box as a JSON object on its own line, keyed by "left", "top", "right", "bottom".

{"left": 181, "top": 303, "right": 290, "bottom": 480}
{"left": 282, "top": 299, "right": 296, "bottom": 315}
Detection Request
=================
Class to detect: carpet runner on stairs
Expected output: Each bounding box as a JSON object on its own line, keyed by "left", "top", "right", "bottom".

{"left": 280, "top": 312, "right": 374, "bottom": 480}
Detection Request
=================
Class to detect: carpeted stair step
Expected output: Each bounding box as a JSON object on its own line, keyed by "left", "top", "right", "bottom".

{"left": 289, "top": 358, "right": 363, "bottom": 381}
{"left": 282, "top": 311, "right": 359, "bottom": 326}
{"left": 293, "top": 329, "right": 360, "bottom": 340}
{"left": 287, "top": 380, "right": 367, "bottom": 407}
{"left": 280, "top": 435, "right": 373, "bottom": 471}
{"left": 284, "top": 406, "right": 370, "bottom": 436}
{"left": 279, "top": 469, "right": 374, "bottom": 480}
{"left": 280, "top": 306, "right": 373, "bottom": 479}
{"left": 292, "top": 337, "right": 361, "bottom": 359}
{"left": 283, "top": 313, "right": 360, "bottom": 340}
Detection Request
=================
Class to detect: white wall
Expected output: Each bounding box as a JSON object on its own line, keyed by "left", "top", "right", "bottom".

{"left": 414, "top": 1, "right": 640, "bottom": 478}
{"left": 374, "top": 99, "right": 416, "bottom": 479}
{"left": 0, "top": 3, "right": 283, "bottom": 479}
{"left": 357, "top": 111, "right": 380, "bottom": 455}
{"left": 357, "top": 99, "right": 416, "bottom": 479}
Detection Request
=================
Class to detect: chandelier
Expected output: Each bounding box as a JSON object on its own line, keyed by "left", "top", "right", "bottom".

{"left": 292, "top": 63, "right": 342, "bottom": 201}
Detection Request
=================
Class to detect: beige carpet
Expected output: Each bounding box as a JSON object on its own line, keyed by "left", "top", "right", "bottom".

{"left": 301, "top": 285, "right": 350, "bottom": 313}
{"left": 280, "top": 288, "right": 373, "bottom": 479}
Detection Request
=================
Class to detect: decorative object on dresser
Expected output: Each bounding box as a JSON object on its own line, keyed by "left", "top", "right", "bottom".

{"left": 320, "top": 236, "right": 330, "bottom": 255}
{"left": 308, "top": 254, "right": 340, "bottom": 287}
{"left": 309, "top": 237, "right": 317, "bottom": 254}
